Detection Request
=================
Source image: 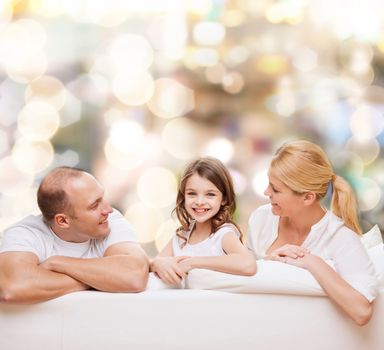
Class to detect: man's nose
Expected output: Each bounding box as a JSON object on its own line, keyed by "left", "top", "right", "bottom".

{"left": 101, "top": 200, "right": 113, "bottom": 214}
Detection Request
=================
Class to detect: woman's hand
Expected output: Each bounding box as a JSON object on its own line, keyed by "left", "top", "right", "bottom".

{"left": 267, "top": 244, "right": 310, "bottom": 263}
{"left": 150, "top": 256, "right": 189, "bottom": 285}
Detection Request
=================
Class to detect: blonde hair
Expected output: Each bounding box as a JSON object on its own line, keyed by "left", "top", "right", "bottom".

{"left": 174, "top": 157, "right": 242, "bottom": 246}
{"left": 270, "top": 140, "right": 362, "bottom": 234}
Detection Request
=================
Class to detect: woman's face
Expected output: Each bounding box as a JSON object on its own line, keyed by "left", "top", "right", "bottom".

{"left": 264, "top": 172, "right": 305, "bottom": 217}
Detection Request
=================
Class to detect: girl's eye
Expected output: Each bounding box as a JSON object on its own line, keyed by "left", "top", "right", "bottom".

{"left": 207, "top": 193, "right": 216, "bottom": 197}
{"left": 186, "top": 192, "right": 196, "bottom": 196}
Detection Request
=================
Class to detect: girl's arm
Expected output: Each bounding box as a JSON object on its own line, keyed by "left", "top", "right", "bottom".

{"left": 178, "top": 234, "right": 257, "bottom": 276}
{"left": 150, "top": 239, "right": 188, "bottom": 285}
{"left": 285, "top": 254, "right": 373, "bottom": 326}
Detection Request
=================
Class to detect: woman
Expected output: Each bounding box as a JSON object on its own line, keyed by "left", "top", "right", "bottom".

{"left": 247, "top": 140, "right": 378, "bottom": 326}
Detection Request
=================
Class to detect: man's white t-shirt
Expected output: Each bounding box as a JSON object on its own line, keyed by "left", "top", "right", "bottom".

{"left": 247, "top": 204, "right": 378, "bottom": 301}
{"left": 0, "top": 209, "right": 137, "bottom": 263}
{"left": 172, "top": 223, "right": 240, "bottom": 257}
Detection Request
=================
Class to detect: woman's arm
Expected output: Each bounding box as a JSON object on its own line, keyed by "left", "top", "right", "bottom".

{"left": 285, "top": 254, "right": 373, "bottom": 326}
{"left": 178, "top": 234, "right": 257, "bottom": 276}
{"left": 150, "top": 239, "right": 188, "bottom": 285}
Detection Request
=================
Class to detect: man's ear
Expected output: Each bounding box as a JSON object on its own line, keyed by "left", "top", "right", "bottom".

{"left": 303, "top": 192, "right": 317, "bottom": 206}
{"left": 54, "top": 213, "right": 70, "bottom": 228}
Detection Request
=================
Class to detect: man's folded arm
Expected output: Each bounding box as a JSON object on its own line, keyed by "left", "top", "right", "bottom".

{"left": 0, "top": 252, "right": 89, "bottom": 304}
{"left": 41, "top": 242, "right": 149, "bottom": 293}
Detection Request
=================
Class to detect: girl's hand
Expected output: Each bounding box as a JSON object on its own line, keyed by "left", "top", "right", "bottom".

{"left": 267, "top": 244, "right": 310, "bottom": 263}
{"left": 151, "top": 256, "right": 189, "bottom": 286}
{"left": 177, "top": 257, "right": 195, "bottom": 274}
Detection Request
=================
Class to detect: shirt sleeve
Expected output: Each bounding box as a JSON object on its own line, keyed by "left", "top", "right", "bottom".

{"left": 102, "top": 209, "right": 138, "bottom": 251}
{"left": 0, "top": 225, "right": 46, "bottom": 261}
{"left": 329, "top": 228, "right": 379, "bottom": 302}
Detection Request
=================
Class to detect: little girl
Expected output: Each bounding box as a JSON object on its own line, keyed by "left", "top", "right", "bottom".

{"left": 150, "top": 157, "right": 256, "bottom": 286}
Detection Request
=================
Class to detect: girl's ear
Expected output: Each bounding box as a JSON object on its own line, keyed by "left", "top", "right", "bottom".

{"left": 303, "top": 192, "right": 317, "bottom": 206}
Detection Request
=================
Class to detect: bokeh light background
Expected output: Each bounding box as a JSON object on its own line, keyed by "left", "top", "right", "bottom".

{"left": 0, "top": 0, "right": 383, "bottom": 256}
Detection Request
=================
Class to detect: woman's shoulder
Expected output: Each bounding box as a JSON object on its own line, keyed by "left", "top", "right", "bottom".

{"left": 248, "top": 203, "right": 273, "bottom": 224}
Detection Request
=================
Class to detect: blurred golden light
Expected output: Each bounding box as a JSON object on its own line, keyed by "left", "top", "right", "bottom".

{"left": 25, "top": 76, "right": 66, "bottom": 110}
{"left": 221, "top": 9, "right": 246, "bottom": 27}
{"left": 147, "top": 78, "right": 194, "bottom": 119}
{"left": 254, "top": 55, "right": 289, "bottom": 75}
{"left": 112, "top": 69, "right": 154, "bottom": 106}
{"left": 265, "top": 1, "right": 304, "bottom": 24}
{"left": 356, "top": 177, "right": 382, "bottom": 211}
{"left": 205, "top": 64, "right": 226, "bottom": 84}
{"left": 252, "top": 169, "right": 269, "bottom": 197}
{"left": 161, "top": 118, "right": 200, "bottom": 159}
{"left": 5, "top": 51, "right": 47, "bottom": 84}
{"left": 155, "top": 219, "right": 179, "bottom": 252}
{"left": 0, "top": 0, "right": 13, "bottom": 27}
{"left": 225, "top": 46, "right": 249, "bottom": 66}
{"left": 137, "top": 167, "right": 177, "bottom": 208}
{"left": 346, "top": 137, "right": 380, "bottom": 165}
{"left": 193, "top": 21, "right": 225, "bottom": 46}
{"left": 17, "top": 101, "right": 60, "bottom": 141}
{"left": 350, "top": 104, "right": 384, "bottom": 142}
{"left": 29, "top": 0, "right": 66, "bottom": 17}
{"left": 190, "top": 48, "right": 219, "bottom": 67}
{"left": 104, "top": 138, "right": 144, "bottom": 171}
{"left": 222, "top": 72, "right": 244, "bottom": 94}
{"left": 125, "top": 202, "right": 164, "bottom": 243}
{"left": 0, "top": 156, "right": 34, "bottom": 196}
{"left": 186, "top": 0, "right": 213, "bottom": 16}
{"left": 203, "top": 138, "right": 234, "bottom": 163}
{"left": 0, "top": 19, "right": 46, "bottom": 58}
{"left": 11, "top": 138, "right": 54, "bottom": 174}
{"left": 109, "top": 120, "right": 144, "bottom": 152}
{"left": 293, "top": 48, "right": 318, "bottom": 73}
{"left": 108, "top": 34, "right": 154, "bottom": 70}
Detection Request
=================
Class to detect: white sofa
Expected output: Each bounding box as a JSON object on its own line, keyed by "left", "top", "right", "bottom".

{"left": 1, "top": 280, "right": 383, "bottom": 350}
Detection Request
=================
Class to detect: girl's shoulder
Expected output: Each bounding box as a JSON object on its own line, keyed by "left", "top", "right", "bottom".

{"left": 214, "top": 223, "right": 241, "bottom": 238}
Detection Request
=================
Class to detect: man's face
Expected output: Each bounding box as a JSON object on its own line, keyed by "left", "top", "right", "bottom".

{"left": 64, "top": 173, "right": 113, "bottom": 242}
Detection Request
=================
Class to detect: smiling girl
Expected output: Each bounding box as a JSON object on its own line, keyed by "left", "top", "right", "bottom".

{"left": 150, "top": 157, "right": 256, "bottom": 286}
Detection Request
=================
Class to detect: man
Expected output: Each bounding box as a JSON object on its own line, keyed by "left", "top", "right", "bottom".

{"left": 0, "top": 167, "right": 149, "bottom": 303}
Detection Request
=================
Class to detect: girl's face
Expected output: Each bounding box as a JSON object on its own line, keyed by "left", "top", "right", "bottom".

{"left": 264, "top": 171, "right": 305, "bottom": 217}
{"left": 184, "top": 173, "right": 224, "bottom": 224}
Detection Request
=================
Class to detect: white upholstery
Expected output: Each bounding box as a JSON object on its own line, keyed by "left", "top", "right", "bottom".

{"left": 1, "top": 288, "right": 383, "bottom": 350}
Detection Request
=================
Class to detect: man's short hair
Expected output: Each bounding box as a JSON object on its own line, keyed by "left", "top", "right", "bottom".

{"left": 37, "top": 167, "right": 86, "bottom": 222}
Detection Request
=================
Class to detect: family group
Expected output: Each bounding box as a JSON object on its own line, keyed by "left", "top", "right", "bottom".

{"left": 0, "top": 140, "right": 379, "bottom": 326}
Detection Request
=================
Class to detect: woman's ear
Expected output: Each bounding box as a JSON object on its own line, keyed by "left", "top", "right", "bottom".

{"left": 303, "top": 192, "right": 317, "bottom": 206}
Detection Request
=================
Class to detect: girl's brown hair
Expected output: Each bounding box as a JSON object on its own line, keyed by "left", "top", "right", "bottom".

{"left": 174, "top": 157, "right": 242, "bottom": 245}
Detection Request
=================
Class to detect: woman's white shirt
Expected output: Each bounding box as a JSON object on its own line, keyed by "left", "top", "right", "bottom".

{"left": 247, "top": 204, "right": 378, "bottom": 302}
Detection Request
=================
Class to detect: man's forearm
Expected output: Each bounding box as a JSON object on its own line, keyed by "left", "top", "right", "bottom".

{"left": 44, "top": 255, "right": 148, "bottom": 292}
{"left": 1, "top": 268, "right": 88, "bottom": 304}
